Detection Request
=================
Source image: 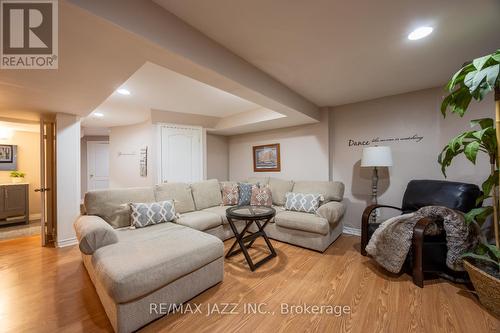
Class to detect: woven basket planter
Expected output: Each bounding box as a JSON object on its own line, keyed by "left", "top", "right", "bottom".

{"left": 464, "top": 260, "right": 500, "bottom": 318}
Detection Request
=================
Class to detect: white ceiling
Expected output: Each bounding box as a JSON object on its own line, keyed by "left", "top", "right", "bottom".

{"left": 156, "top": 0, "right": 500, "bottom": 106}
{"left": 81, "top": 62, "right": 262, "bottom": 128}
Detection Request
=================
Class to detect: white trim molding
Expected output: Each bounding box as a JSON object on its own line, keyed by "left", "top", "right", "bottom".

{"left": 56, "top": 237, "right": 78, "bottom": 248}
{"left": 343, "top": 226, "right": 361, "bottom": 236}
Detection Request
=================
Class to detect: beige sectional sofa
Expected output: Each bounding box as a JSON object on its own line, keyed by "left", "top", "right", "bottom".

{"left": 75, "top": 178, "right": 345, "bottom": 332}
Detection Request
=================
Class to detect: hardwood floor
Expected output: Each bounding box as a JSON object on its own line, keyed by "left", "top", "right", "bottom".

{"left": 0, "top": 235, "right": 498, "bottom": 333}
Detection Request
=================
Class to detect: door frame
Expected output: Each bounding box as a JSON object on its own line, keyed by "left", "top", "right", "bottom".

{"left": 39, "top": 116, "right": 57, "bottom": 247}
{"left": 86, "top": 140, "right": 110, "bottom": 191}
{"left": 155, "top": 123, "right": 205, "bottom": 184}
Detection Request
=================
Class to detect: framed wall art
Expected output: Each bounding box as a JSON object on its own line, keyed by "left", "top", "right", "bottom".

{"left": 253, "top": 143, "right": 280, "bottom": 172}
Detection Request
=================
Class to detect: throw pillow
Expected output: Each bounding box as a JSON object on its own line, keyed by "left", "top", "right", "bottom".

{"left": 130, "top": 200, "right": 176, "bottom": 228}
{"left": 251, "top": 185, "right": 273, "bottom": 206}
{"left": 222, "top": 183, "right": 239, "bottom": 205}
{"left": 284, "top": 192, "right": 322, "bottom": 214}
{"left": 238, "top": 182, "right": 255, "bottom": 206}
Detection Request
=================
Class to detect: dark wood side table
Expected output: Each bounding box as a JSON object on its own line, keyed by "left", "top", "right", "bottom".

{"left": 225, "top": 205, "right": 277, "bottom": 271}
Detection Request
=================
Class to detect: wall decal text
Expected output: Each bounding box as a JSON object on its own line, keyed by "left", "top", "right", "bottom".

{"left": 348, "top": 134, "right": 424, "bottom": 147}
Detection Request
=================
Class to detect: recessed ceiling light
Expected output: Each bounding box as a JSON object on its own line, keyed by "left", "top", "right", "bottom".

{"left": 408, "top": 26, "right": 433, "bottom": 40}
{"left": 93, "top": 112, "right": 104, "bottom": 118}
{"left": 117, "top": 88, "right": 131, "bottom": 95}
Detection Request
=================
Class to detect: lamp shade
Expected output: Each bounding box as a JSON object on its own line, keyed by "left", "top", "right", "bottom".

{"left": 361, "top": 146, "right": 393, "bottom": 167}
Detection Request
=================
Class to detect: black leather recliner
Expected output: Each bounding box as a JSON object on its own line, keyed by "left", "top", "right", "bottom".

{"left": 361, "top": 179, "right": 482, "bottom": 287}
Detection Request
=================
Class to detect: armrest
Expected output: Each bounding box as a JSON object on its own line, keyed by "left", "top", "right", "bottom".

{"left": 74, "top": 215, "right": 119, "bottom": 255}
{"left": 361, "top": 204, "right": 402, "bottom": 256}
{"left": 317, "top": 201, "right": 346, "bottom": 225}
{"left": 411, "top": 217, "right": 436, "bottom": 288}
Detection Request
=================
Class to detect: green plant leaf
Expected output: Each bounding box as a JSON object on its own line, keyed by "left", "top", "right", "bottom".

{"left": 492, "top": 50, "right": 500, "bottom": 63}
{"left": 477, "top": 170, "right": 499, "bottom": 205}
{"left": 484, "top": 243, "right": 500, "bottom": 261}
{"left": 484, "top": 64, "right": 499, "bottom": 90}
{"left": 462, "top": 252, "right": 499, "bottom": 267}
{"left": 464, "top": 140, "right": 480, "bottom": 163}
{"left": 473, "top": 55, "right": 490, "bottom": 71}
{"left": 464, "top": 206, "right": 493, "bottom": 225}
{"left": 471, "top": 118, "right": 494, "bottom": 130}
{"left": 441, "top": 50, "right": 500, "bottom": 118}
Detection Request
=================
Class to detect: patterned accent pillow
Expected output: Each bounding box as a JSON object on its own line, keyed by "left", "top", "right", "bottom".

{"left": 130, "top": 200, "right": 176, "bottom": 228}
{"left": 251, "top": 185, "right": 272, "bottom": 206}
{"left": 222, "top": 183, "right": 239, "bottom": 205}
{"left": 238, "top": 183, "right": 255, "bottom": 206}
{"left": 284, "top": 192, "right": 322, "bottom": 213}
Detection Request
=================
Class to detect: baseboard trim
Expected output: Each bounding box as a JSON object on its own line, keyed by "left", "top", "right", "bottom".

{"left": 57, "top": 237, "right": 78, "bottom": 248}
{"left": 343, "top": 226, "right": 361, "bottom": 236}
{"left": 29, "top": 213, "right": 41, "bottom": 221}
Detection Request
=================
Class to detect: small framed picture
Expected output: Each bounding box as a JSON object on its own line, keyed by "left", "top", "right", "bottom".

{"left": 0, "top": 145, "right": 13, "bottom": 163}
{"left": 253, "top": 143, "right": 281, "bottom": 172}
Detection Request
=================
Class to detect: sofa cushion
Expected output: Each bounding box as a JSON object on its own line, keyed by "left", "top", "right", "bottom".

{"left": 251, "top": 185, "right": 273, "bottom": 206}
{"left": 292, "top": 181, "right": 344, "bottom": 202}
{"left": 269, "top": 178, "right": 294, "bottom": 205}
{"left": 130, "top": 200, "right": 176, "bottom": 228}
{"left": 284, "top": 192, "right": 322, "bottom": 213}
{"left": 74, "top": 215, "right": 118, "bottom": 255}
{"left": 246, "top": 177, "right": 269, "bottom": 186}
{"left": 191, "top": 179, "right": 222, "bottom": 210}
{"left": 91, "top": 222, "right": 223, "bottom": 303}
{"left": 202, "top": 205, "right": 232, "bottom": 224}
{"left": 275, "top": 211, "right": 329, "bottom": 235}
{"left": 238, "top": 182, "right": 255, "bottom": 206}
{"left": 155, "top": 183, "right": 195, "bottom": 214}
{"left": 221, "top": 183, "right": 239, "bottom": 205}
{"left": 175, "top": 211, "right": 222, "bottom": 231}
{"left": 84, "top": 187, "right": 155, "bottom": 228}
{"left": 316, "top": 201, "right": 346, "bottom": 225}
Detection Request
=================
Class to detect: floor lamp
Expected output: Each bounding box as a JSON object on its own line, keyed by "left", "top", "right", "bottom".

{"left": 361, "top": 146, "right": 393, "bottom": 223}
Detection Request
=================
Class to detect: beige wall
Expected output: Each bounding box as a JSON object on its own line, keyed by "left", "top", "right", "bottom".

{"left": 207, "top": 134, "right": 229, "bottom": 181}
{"left": 107, "top": 122, "right": 230, "bottom": 186}
{"left": 331, "top": 87, "right": 493, "bottom": 230}
{"left": 225, "top": 87, "right": 491, "bottom": 231}
{"left": 81, "top": 135, "right": 109, "bottom": 198}
{"left": 109, "top": 121, "right": 155, "bottom": 188}
{"left": 229, "top": 110, "right": 330, "bottom": 181}
{"left": 0, "top": 130, "right": 41, "bottom": 219}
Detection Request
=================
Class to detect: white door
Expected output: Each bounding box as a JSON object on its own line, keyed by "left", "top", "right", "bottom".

{"left": 87, "top": 141, "right": 110, "bottom": 190}
{"left": 160, "top": 125, "right": 202, "bottom": 183}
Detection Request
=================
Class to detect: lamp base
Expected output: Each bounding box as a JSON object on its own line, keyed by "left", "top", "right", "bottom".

{"left": 370, "top": 167, "right": 379, "bottom": 223}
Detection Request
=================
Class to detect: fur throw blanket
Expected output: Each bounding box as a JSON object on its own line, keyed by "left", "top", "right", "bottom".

{"left": 365, "top": 206, "right": 479, "bottom": 274}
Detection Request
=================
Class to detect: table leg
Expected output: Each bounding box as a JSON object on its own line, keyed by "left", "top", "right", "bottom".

{"left": 253, "top": 218, "right": 277, "bottom": 257}
{"left": 226, "top": 220, "right": 253, "bottom": 256}
{"left": 225, "top": 218, "right": 257, "bottom": 271}
{"left": 225, "top": 215, "right": 277, "bottom": 271}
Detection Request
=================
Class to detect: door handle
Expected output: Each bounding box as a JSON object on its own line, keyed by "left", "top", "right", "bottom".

{"left": 35, "top": 188, "right": 50, "bottom": 193}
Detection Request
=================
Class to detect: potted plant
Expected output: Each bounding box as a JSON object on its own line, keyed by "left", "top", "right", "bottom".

{"left": 10, "top": 171, "right": 26, "bottom": 183}
{"left": 440, "top": 49, "right": 499, "bottom": 317}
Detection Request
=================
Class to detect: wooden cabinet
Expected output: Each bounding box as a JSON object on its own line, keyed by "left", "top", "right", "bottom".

{"left": 0, "top": 184, "right": 29, "bottom": 226}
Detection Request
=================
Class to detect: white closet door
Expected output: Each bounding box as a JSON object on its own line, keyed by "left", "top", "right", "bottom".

{"left": 160, "top": 125, "right": 202, "bottom": 183}
{"left": 87, "top": 141, "right": 110, "bottom": 190}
